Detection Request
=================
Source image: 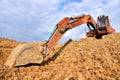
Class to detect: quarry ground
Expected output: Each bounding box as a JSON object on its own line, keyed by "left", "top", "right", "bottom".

{"left": 0, "top": 33, "right": 120, "bottom": 80}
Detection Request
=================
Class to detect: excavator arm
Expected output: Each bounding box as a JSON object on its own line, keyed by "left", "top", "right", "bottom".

{"left": 46, "top": 15, "right": 97, "bottom": 54}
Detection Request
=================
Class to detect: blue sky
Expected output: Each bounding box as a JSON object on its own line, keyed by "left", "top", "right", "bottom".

{"left": 0, "top": 0, "right": 120, "bottom": 43}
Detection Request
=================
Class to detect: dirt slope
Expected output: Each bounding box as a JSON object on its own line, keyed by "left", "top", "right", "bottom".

{"left": 0, "top": 33, "right": 120, "bottom": 80}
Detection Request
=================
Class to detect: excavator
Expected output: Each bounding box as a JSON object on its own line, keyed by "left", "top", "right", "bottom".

{"left": 5, "top": 14, "right": 115, "bottom": 67}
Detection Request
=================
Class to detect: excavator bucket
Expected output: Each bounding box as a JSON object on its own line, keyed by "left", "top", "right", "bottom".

{"left": 4, "top": 41, "right": 46, "bottom": 68}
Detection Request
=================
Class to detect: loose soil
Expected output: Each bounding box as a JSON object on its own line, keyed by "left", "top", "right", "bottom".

{"left": 0, "top": 33, "right": 120, "bottom": 80}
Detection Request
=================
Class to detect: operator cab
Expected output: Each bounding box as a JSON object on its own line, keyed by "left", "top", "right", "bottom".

{"left": 97, "top": 15, "right": 109, "bottom": 31}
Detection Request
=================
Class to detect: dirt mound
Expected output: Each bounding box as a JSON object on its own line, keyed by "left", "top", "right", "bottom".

{"left": 0, "top": 33, "right": 120, "bottom": 80}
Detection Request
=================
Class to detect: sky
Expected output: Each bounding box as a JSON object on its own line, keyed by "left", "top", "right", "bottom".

{"left": 0, "top": 0, "right": 120, "bottom": 43}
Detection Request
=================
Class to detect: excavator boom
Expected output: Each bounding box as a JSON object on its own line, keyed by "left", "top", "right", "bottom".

{"left": 46, "top": 15, "right": 97, "bottom": 54}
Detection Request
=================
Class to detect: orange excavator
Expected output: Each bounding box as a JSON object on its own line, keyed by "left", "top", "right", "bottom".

{"left": 5, "top": 14, "right": 115, "bottom": 67}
